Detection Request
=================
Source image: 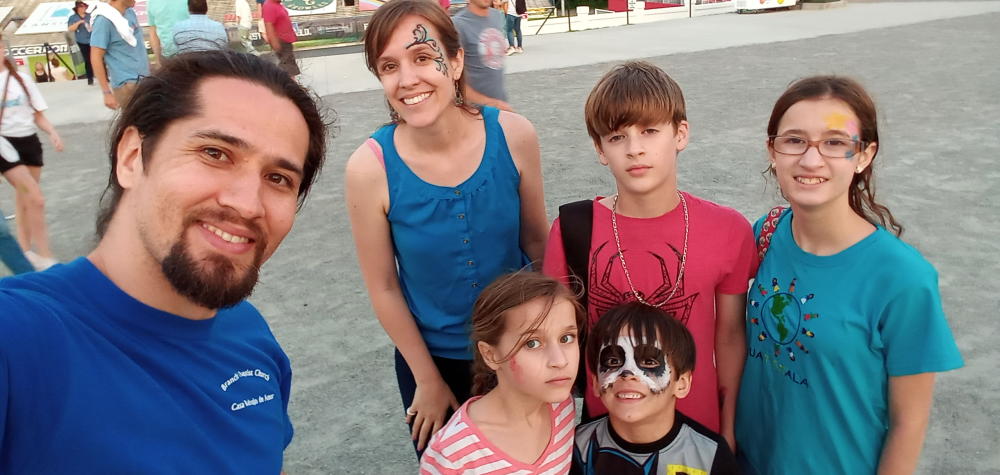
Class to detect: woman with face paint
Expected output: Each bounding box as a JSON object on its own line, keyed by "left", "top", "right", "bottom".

{"left": 736, "top": 76, "right": 964, "bottom": 474}
{"left": 345, "top": 0, "right": 548, "bottom": 458}
{"left": 420, "top": 272, "right": 583, "bottom": 473}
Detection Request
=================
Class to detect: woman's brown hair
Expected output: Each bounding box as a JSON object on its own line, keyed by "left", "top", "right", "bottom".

{"left": 767, "top": 75, "right": 903, "bottom": 236}
{"left": 470, "top": 271, "right": 585, "bottom": 396}
{"left": 361, "top": 0, "right": 476, "bottom": 123}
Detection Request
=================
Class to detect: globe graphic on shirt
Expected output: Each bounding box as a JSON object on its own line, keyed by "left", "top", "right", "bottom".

{"left": 761, "top": 292, "right": 802, "bottom": 345}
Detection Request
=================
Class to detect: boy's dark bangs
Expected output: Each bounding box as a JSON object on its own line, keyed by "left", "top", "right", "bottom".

{"left": 594, "top": 76, "right": 677, "bottom": 136}
{"left": 596, "top": 304, "right": 670, "bottom": 349}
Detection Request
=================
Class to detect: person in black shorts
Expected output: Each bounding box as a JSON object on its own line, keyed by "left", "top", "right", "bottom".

{"left": 1, "top": 34, "right": 64, "bottom": 270}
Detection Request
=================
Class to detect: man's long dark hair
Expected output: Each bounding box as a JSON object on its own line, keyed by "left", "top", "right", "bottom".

{"left": 96, "top": 50, "right": 331, "bottom": 237}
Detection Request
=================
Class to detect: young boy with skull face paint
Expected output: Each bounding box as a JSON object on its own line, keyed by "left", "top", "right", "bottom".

{"left": 572, "top": 303, "right": 739, "bottom": 475}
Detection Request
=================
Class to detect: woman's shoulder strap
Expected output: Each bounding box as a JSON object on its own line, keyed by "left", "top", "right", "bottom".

{"left": 364, "top": 138, "right": 385, "bottom": 170}
{"left": 368, "top": 123, "right": 402, "bottom": 170}
{"left": 480, "top": 105, "right": 499, "bottom": 124}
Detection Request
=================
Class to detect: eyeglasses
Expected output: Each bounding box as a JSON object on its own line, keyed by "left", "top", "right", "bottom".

{"left": 769, "top": 135, "right": 863, "bottom": 159}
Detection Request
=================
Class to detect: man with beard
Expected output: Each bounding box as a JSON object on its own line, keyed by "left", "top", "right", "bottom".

{"left": 0, "top": 51, "right": 328, "bottom": 473}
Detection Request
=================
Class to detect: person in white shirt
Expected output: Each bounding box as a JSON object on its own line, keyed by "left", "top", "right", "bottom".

{"left": 0, "top": 38, "right": 64, "bottom": 270}
{"left": 47, "top": 57, "right": 75, "bottom": 82}
{"left": 234, "top": 0, "right": 258, "bottom": 54}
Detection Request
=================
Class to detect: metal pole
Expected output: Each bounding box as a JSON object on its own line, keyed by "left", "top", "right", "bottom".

{"left": 534, "top": 8, "right": 555, "bottom": 36}
{"left": 566, "top": 1, "right": 572, "bottom": 32}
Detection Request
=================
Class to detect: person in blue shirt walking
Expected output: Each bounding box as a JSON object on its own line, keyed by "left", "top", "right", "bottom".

{"left": 66, "top": 1, "right": 94, "bottom": 85}
{"left": 736, "top": 76, "right": 964, "bottom": 474}
{"left": 345, "top": 0, "right": 548, "bottom": 458}
{"left": 172, "top": 0, "right": 230, "bottom": 54}
{"left": 90, "top": 0, "right": 150, "bottom": 109}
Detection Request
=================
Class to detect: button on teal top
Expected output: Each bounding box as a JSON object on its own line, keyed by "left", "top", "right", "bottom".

{"left": 371, "top": 106, "right": 529, "bottom": 359}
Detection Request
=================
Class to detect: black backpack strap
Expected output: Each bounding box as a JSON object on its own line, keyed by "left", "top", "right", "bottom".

{"left": 558, "top": 200, "right": 594, "bottom": 310}
{"left": 557, "top": 199, "right": 593, "bottom": 398}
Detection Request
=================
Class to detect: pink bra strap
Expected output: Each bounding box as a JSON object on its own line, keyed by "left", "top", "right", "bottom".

{"left": 365, "top": 138, "right": 386, "bottom": 170}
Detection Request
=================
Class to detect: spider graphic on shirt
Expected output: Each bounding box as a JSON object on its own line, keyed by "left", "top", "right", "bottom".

{"left": 588, "top": 241, "right": 699, "bottom": 323}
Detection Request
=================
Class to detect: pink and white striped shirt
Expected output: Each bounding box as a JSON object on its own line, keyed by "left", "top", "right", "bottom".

{"left": 420, "top": 396, "right": 576, "bottom": 475}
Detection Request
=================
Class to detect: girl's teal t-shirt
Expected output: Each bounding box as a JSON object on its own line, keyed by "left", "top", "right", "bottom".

{"left": 736, "top": 209, "right": 963, "bottom": 474}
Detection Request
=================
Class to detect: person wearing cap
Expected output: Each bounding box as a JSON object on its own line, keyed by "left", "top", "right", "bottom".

{"left": 67, "top": 1, "right": 94, "bottom": 85}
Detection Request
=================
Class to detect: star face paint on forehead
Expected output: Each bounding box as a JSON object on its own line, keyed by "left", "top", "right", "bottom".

{"left": 824, "top": 112, "right": 850, "bottom": 131}
{"left": 597, "top": 335, "right": 672, "bottom": 394}
{"left": 406, "top": 24, "right": 449, "bottom": 77}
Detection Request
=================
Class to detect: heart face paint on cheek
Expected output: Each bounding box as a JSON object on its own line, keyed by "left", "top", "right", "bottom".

{"left": 508, "top": 354, "right": 523, "bottom": 383}
{"left": 597, "top": 336, "right": 672, "bottom": 394}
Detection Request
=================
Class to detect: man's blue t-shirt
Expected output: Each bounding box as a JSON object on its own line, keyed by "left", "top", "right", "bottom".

{"left": 146, "top": 0, "right": 190, "bottom": 57}
{"left": 67, "top": 13, "right": 92, "bottom": 45}
{"left": 0, "top": 258, "right": 294, "bottom": 473}
{"left": 736, "top": 209, "right": 963, "bottom": 474}
{"left": 90, "top": 8, "right": 150, "bottom": 88}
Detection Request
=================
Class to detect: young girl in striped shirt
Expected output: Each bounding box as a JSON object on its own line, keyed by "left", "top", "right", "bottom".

{"left": 420, "top": 272, "right": 583, "bottom": 474}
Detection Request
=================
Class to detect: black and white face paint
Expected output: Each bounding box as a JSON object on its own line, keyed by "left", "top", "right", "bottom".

{"left": 597, "top": 336, "right": 672, "bottom": 394}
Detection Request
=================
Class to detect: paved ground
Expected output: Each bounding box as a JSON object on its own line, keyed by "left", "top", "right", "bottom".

{"left": 2, "top": 2, "right": 998, "bottom": 473}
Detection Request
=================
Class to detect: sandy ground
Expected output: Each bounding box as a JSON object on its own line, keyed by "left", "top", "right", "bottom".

{"left": 2, "top": 5, "right": 998, "bottom": 474}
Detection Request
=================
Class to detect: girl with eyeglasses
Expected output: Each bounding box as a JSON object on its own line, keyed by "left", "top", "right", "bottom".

{"left": 735, "top": 76, "right": 963, "bottom": 474}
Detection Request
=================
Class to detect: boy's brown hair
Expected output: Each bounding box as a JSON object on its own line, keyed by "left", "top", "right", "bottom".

{"left": 584, "top": 61, "right": 687, "bottom": 146}
{"left": 586, "top": 302, "right": 695, "bottom": 381}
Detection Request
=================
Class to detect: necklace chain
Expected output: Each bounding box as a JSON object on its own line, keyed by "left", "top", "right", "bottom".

{"left": 611, "top": 191, "right": 689, "bottom": 308}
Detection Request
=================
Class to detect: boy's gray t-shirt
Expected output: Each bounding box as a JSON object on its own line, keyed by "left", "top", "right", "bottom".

{"left": 452, "top": 8, "right": 508, "bottom": 103}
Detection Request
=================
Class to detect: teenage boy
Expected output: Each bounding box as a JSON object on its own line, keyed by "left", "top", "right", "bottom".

{"left": 571, "top": 303, "right": 739, "bottom": 474}
{"left": 542, "top": 61, "right": 755, "bottom": 449}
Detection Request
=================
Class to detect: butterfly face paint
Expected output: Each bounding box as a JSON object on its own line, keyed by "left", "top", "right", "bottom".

{"left": 405, "top": 24, "right": 449, "bottom": 77}
{"left": 597, "top": 335, "right": 672, "bottom": 394}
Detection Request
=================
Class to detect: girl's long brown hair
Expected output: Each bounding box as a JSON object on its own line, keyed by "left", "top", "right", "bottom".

{"left": 1, "top": 35, "right": 39, "bottom": 113}
{"left": 470, "top": 271, "right": 585, "bottom": 396}
{"left": 767, "top": 76, "right": 903, "bottom": 236}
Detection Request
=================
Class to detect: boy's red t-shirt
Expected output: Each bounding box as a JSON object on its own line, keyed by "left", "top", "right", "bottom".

{"left": 542, "top": 193, "right": 756, "bottom": 431}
